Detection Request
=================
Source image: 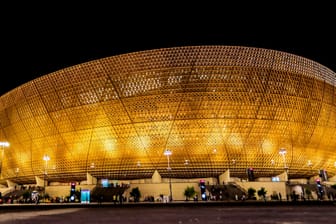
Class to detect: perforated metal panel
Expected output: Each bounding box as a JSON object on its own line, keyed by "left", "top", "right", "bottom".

{"left": 0, "top": 46, "right": 335, "bottom": 184}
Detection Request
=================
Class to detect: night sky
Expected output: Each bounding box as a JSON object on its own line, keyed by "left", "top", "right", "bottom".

{"left": 1, "top": 4, "right": 335, "bottom": 96}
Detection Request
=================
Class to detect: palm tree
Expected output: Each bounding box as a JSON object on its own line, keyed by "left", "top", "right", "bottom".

{"left": 247, "top": 187, "right": 256, "bottom": 200}
{"left": 130, "top": 187, "right": 141, "bottom": 202}
{"left": 22, "top": 190, "right": 31, "bottom": 203}
{"left": 305, "top": 188, "right": 312, "bottom": 200}
{"left": 184, "top": 186, "right": 196, "bottom": 201}
{"left": 257, "top": 187, "right": 267, "bottom": 201}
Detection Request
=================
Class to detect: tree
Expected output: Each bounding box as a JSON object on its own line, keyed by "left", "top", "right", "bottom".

{"left": 247, "top": 187, "right": 256, "bottom": 200}
{"left": 184, "top": 186, "right": 196, "bottom": 201}
{"left": 130, "top": 187, "right": 141, "bottom": 202}
{"left": 305, "top": 188, "right": 312, "bottom": 200}
{"left": 257, "top": 187, "right": 267, "bottom": 201}
{"left": 22, "top": 190, "right": 31, "bottom": 202}
{"left": 43, "top": 193, "right": 50, "bottom": 202}
{"left": 74, "top": 189, "right": 81, "bottom": 202}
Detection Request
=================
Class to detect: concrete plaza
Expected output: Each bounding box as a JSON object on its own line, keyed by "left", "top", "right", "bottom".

{"left": 0, "top": 201, "right": 335, "bottom": 223}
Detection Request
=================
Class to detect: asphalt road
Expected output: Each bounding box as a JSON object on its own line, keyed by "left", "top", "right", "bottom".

{"left": 0, "top": 205, "right": 335, "bottom": 224}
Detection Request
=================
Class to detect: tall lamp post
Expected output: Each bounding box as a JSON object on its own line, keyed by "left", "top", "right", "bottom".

{"left": 43, "top": 154, "right": 50, "bottom": 203}
{"left": 279, "top": 148, "right": 288, "bottom": 182}
{"left": 279, "top": 148, "right": 287, "bottom": 169}
{"left": 0, "top": 142, "right": 10, "bottom": 175}
{"left": 164, "top": 149, "right": 172, "bottom": 202}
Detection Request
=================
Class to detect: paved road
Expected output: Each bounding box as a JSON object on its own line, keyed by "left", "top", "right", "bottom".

{"left": 0, "top": 205, "right": 335, "bottom": 224}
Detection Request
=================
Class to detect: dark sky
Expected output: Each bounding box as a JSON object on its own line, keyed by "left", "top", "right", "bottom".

{"left": 1, "top": 4, "right": 335, "bottom": 96}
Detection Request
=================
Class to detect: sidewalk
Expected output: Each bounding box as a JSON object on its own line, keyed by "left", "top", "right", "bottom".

{"left": 0, "top": 201, "right": 335, "bottom": 224}
{"left": 0, "top": 199, "right": 335, "bottom": 211}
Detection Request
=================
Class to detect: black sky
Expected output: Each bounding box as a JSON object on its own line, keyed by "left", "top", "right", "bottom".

{"left": 1, "top": 4, "right": 335, "bottom": 96}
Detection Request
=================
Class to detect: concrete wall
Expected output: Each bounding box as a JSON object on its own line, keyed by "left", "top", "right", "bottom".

{"left": 44, "top": 177, "right": 336, "bottom": 202}
{"left": 45, "top": 178, "right": 213, "bottom": 202}
{"left": 46, "top": 184, "right": 96, "bottom": 200}
{"left": 124, "top": 182, "right": 201, "bottom": 201}
{"left": 235, "top": 181, "right": 287, "bottom": 200}
{"left": 329, "top": 176, "right": 336, "bottom": 182}
{"left": 122, "top": 177, "right": 216, "bottom": 201}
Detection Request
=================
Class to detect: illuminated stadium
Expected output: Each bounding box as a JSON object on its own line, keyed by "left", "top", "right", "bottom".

{"left": 0, "top": 46, "right": 335, "bottom": 200}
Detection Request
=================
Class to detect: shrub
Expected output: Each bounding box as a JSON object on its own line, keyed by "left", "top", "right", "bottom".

{"left": 184, "top": 186, "right": 196, "bottom": 200}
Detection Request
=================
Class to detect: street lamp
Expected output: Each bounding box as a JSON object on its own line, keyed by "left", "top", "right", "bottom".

{"left": 0, "top": 141, "right": 10, "bottom": 174}
{"left": 0, "top": 142, "right": 10, "bottom": 147}
{"left": 279, "top": 148, "right": 288, "bottom": 171}
{"left": 43, "top": 154, "right": 50, "bottom": 203}
{"left": 164, "top": 149, "right": 172, "bottom": 202}
{"left": 15, "top": 167, "right": 19, "bottom": 182}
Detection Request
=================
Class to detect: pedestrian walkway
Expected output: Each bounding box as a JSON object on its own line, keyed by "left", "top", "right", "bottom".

{"left": 0, "top": 202, "right": 335, "bottom": 224}
{"left": 0, "top": 198, "right": 335, "bottom": 210}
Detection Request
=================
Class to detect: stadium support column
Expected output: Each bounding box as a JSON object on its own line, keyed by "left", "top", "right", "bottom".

{"left": 87, "top": 172, "right": 97, "bottom": 185}
{"left": 327, "top": 162, "right": 336, "bottom": 181}
{"left": 219, "top": 169, "right": 231, "bottom": 184}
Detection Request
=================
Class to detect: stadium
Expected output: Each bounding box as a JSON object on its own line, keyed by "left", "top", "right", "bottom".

{"left": 0, "top": 45, "right": 335, "bottom": 202}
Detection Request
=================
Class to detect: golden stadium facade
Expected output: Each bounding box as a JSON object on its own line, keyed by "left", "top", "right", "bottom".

{"left": 0, "top": 45, "right": 336, "bottom": 185}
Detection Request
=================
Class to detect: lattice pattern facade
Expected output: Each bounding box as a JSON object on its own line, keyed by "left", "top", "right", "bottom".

{"left": 0, "top": 46, "right": 335, "bottom": 184}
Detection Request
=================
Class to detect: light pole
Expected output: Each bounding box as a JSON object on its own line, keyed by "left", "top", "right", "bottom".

{"left": 279, "top": 148, "right": 288, "bottom": 182}
{"left": 15, "top": 168, "right": 19, "bottom": 188}
{"left": 164, "top": 149, "right": 172, "bottom": 202}
{"left": 0, "top": 141, "right": 10, "bottom": 175}
{"left": 279, "top": 148, "right": 287, "bottom": 169}
{"left": 43, "top": 154, "right": 50, "bottom": 203}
